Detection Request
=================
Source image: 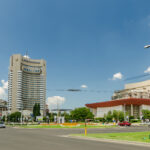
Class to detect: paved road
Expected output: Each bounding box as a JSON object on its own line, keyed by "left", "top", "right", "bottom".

{"left": 0, "top": 126, "right": 150, "bottom": 150}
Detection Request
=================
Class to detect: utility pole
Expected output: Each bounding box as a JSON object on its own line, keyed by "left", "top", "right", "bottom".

{"left": 57, "top": 100, "right": 59, "bottom": 123}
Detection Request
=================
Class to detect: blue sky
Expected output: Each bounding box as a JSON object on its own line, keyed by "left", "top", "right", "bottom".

{"left": 1, "top": 0, "right": 150, "bottom": 109}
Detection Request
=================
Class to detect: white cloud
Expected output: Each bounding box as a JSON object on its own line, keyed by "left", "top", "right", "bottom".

{"left": 81, "top": 85, "right": 88, "bottom": 88}
{"left": 0, "top": 80, "right": 8, "bottom": 99}
{"left": 1, "top": 80, "right": 8, "bottom": 89}
{"left": 0, "top": 87, "right": 5, "bottom": 95}
{"left": 144, "top": 67, "right": 150, "bottom": 74}
{"left": 47, "top": 96, "right": 66, "bottom": 109}
{"left": 112, "top": 72, "right": 123, "bottom": 80}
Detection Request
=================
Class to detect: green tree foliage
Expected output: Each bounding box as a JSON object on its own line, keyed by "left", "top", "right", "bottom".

{"left": 106, "top": 111, "right": 113, "bottom": 122}
{"left": 118, "top": 111, "right": 124, "bottom": 122}
{"left": 33, "top": 103, "right": 37, "bottom": 118}
{"left": 142, "top": 109, "right": 150, "bottom": 119}
{"left": 71, "top": 107, "right": 94, "bottom": 122}
{"left": 43, "top": 116, "right": 47, "bottom": 122}
{"left": 37, "top": 103, "right": 41, "bottom": 116}
{"left": 61, "top": 112, "right": 72, "bottom": 122}
{"left": 112, "top": 110, "right": 118, "bottom": 121}
{"left": 33, "top": 103, "right": 41, "bottom": 120}
{"left": 7, "top": 112, "right": 21, "bottom": 122}
{"left": 129, "top": 116, "right": 134, "bottom": 121}
{"left": 45, "top": 112, "right": 57, "bottom": 122}
{"left": 105, "top": 110, "right": 125, "bottom": 122}
{"left": 95, "top": 117, "right": 106, "bottom": 122}
{"left": 2, "top": 115, "right": 6, "bottom": 122}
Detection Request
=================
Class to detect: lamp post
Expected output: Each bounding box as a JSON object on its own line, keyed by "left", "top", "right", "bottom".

{"left": 56, "top": 100, "right": 60, "bottom": 124}
{"left": 85, "top": 119, "right": 87, "bottom": 136}
{"left": 144, "top": 44, "right": 150, "bottom": 139}
{"left": 20, "top": 109, "right": 23, "bottom": 125}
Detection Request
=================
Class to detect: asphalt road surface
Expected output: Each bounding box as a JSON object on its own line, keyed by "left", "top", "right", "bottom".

{"left": 0, "top": 126, "right": 150, "bottom": 150}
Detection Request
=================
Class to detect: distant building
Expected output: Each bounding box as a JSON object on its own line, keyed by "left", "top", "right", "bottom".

{"left": 8, "top": 54, "right": 46, "bottom": 116}
{"left": 112, "top": 80, "right": 150, "bottom": 100}
{"left": 0, "top": 99, "right": 7, "bottom": 117}
{"left": 86, "top": 80, "right": 150, "bottom": 118}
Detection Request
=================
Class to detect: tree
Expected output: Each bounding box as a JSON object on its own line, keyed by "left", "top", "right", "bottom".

{"left": 37, "top": 103, "right": 41, "bottom": 116}
{"left": 33, "top": 103, "right": 37, "bottom": 119}
{"left": 106, "top": 111, "right": 113, "bottom": 122}
{"left": 142, "top": 109, "right": 150, "bottom": 119}
{"left": 33, "top": 103, "right": 41, "bottom": 120}
{"left": 118, "top": 111, "right": 124, "bottom": 122}
{"left": 9, "top": 112, "right": 21, "bottom": 122}
{"left": 112, "top": 110, "right": 119, "bottom": 121}
{"left": 61, "top": 112, "right": 71, "bottom": 122}
{"left": 106, "top": 110, "right": 124, "bottom": 122}
{"left": 49, "top": 112, "right": 57, "bottom": 122}
{"left": 71, "top": 107, "right": 94, "bottom": 122}
{"left": 2, "top": 115, "right": 6, "bottom": 122}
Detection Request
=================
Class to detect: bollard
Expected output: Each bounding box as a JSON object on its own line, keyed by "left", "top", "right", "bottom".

{"left": 85, "top": 127, "right": 87, "bottom": 136}
{"left": 85, "top": 119, "right": 87, "bottom": 136}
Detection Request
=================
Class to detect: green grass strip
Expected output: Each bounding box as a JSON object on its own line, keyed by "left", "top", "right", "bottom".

{"left": 73, "top": 132, "right": 150, "bottom": 143}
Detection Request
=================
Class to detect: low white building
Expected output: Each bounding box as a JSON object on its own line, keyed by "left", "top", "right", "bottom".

{"left": 86, "top": 98, "right": 150, "bottom": 118}
{"left": 86, "top": 80, "right": 150, "bottom": 118}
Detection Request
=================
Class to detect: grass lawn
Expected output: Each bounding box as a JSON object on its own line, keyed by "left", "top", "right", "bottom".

{"left": 11, "top": 124, "right": 117, "bottom": 129}
{"left": 73, "top": 132, "right": 150, "bottom": 143}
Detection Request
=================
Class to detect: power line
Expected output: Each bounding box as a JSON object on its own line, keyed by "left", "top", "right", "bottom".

{"left": 124, "top": 73, "right": 150, "bottom": 81}
{"left": 46, "top": 88, "right": 113, "bottom": 93}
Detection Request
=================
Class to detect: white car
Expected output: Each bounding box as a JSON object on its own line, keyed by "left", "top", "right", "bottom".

{"left": 0, "top": 122, "right": 6, "bottom": 128}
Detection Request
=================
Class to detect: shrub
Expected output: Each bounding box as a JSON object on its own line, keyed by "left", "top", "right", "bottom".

{"left": 95, "top": 117, "right": 105, "bottom": 122}
{"left": 130, "top": 119, "right": 141, "bottom": 123}
{"left": 129, "top": 116, "right": 134, "bottom": 121}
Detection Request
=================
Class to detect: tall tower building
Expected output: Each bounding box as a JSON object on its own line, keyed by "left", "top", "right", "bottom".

{"left": 8, "top": 54, "right": 46, "bottom": 115}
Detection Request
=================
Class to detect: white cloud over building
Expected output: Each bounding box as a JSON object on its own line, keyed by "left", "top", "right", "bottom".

{"left": 0, "top": 80, "right": 8, "bottom": 99}
{"left": 47, "top": 96, "right": 66, "bottom": 109}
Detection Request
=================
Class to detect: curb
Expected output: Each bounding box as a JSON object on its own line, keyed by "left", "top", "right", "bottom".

{"left": 63, "top": 135, "right": 150, "bottom": 147}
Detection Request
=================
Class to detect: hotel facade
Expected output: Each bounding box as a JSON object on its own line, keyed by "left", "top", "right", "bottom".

{"left": 8, "top": 54, "right": 46, "bottom": 116}
{"left": 86, "top": 80, "right": 150, "bottom": 118}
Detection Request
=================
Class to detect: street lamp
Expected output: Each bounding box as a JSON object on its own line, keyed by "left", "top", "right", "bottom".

{"left": 143, "top": 45, "right": 150, "bottom": 139}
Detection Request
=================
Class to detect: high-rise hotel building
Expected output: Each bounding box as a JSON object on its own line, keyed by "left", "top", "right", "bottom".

{"left": 8, "top": 54, "right": 46, "bottom": 115}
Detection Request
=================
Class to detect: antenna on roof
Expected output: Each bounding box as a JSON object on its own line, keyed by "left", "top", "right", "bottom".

{"left": 24, "top": 48, "right": 30, "bottom": 59}
{"left": 26, "top": 48, "right": 28, "bottom": 57}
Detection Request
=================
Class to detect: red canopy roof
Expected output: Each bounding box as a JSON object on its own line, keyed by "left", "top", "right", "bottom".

{"left": 85, "top": 98, "right": 150, "bottom": 108}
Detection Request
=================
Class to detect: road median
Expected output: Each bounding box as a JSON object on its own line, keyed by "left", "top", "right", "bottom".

{"left": 69, "top": 132, "right": 150, "bottom": 147}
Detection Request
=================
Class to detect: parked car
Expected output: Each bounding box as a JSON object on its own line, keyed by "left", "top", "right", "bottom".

{"left": 118, "top": 121, "right": 131, "bottom": 126}
{"left": 0, "top": 122, "right": 6, "bottom": 128}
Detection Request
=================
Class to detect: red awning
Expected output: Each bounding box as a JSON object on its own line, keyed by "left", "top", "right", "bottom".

{"left": 85, "top": 98, "right": 150, "bottom": 108}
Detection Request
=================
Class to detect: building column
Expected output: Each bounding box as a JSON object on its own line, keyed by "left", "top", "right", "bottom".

{"left": 131, "top": 104, "right": 133, "bottom": 116}
{"left": 139, "top": 105, "right": 142, "bottom": 118}
{"left": 124, "top": 104, "right": 126, "bottom": 121}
